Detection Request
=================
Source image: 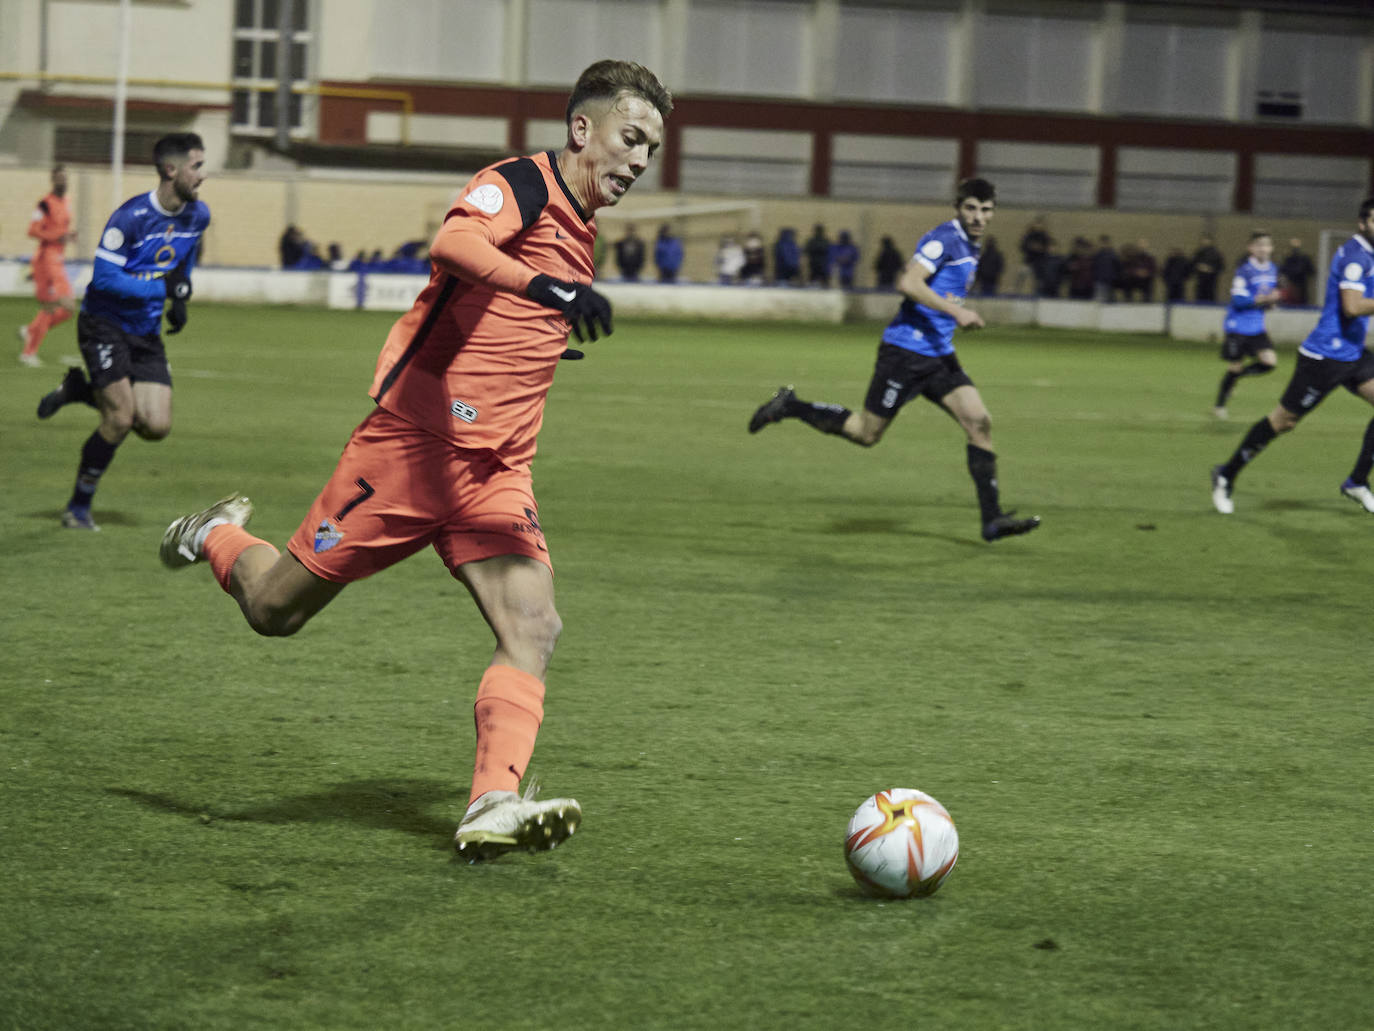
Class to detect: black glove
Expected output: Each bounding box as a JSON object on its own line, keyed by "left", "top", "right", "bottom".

{"left": 164, "top": 264, "right": 192, "bottom": 335}
{"left": 166, "top": 297, "right": 188, "bottom": 334}
{"left": 526, "top": 274, "right": 612, "bottom": 344}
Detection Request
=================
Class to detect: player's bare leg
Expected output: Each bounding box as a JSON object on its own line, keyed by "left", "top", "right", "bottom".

{"left": 1216, "top": 347, "right": 1277, "bottom": 418}
{"left": 940, "top": 384, "right": 1040, "bottom": 541}
{"left": 59, "top": 378, "right": 171, "bottom": 530}
{"left": 453, "top": 554, "right": 580, "bottom": 861}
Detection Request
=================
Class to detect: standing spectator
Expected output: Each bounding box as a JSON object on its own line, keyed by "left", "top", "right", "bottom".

{"left": 1065, "top": 237, "right": 1095, "bottom": 300}
{"left": 773, "top": 228, "right": 801, "bottom": 285}
{"left": 1016, "top": 217, "right": 1050, "bottom": 294}
{"left": 805, "top": 224, "right": 832, "bottom": 286}
{"left": 1038, "top": 238, "right": 1067, "bottom": 298}
{"left": 1124, "top": 238, "right": 1158, "bottom": 301}
{"left": 1279, "top": 237, "right": 1316, "bottom": 306}
{"left": 1162, "top": 248, "right": 1192, "bottom": 302}
{"left": 278, "top": 224, "right": 306, "bottom": 267}
{"left": 654, "top": 223, "right": 683, "bottom": 283}
{"left": 830, "top": 230, "right": 859, "bottom": 289}
{"left": 714, "top": 234, "right": 745, "bottom": 284}
{"left": 613, "top": 223, "right": 645, "bottom": 281}
{"left": 1092, "top": 235, "right": 1120, "bottom": 302}
{"left": 973, "top": 234, "right": 1004, "bottom": 296}
{"left": 740, "top": 230, "right": 766, "bottom": 284}
{"left": 874, "top": 235, "right": 904, "bottom": 290}
{"left": 1191, "top": 235, "right": 1224, "bottom": 302}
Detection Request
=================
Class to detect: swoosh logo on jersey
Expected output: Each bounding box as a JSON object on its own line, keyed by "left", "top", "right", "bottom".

{"left": 556, "top": 230, "right": 567, "bottom": 240}
{"left": 550, "top": 285, "right": 577, "bottom": 303}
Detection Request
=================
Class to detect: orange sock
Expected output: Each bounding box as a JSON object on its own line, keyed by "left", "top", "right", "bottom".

{"left": 204, "top": 523, "right": 278, "bottom": 592}
{"left": 469, "top": 664, "right": 546, "bottom": 804}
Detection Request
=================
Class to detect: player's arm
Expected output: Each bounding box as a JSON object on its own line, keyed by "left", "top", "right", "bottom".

{"left": 1339, "top": 282, "right": 1374, "bottom": 319}
{"left": 28, "top": 201, "right": 66, "bottom": 244}
{"left": 898, "top": 259, "right": 984, "bottom": 329}
{"left": 430, "top": 195, "right": 611, "bottom": 343}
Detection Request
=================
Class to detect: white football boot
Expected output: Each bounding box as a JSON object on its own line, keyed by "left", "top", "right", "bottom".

{"left": 1210, "top": 466, "right": 1234, "bottom": 515}
{"left": 160, "top": 493, "right": 254, "bottom": 569}
{"left": 1340, "top": 479, "right": 1374, "bottom": 514}
{"left": 454, "top": 778, "right": 581, "bottom": 862}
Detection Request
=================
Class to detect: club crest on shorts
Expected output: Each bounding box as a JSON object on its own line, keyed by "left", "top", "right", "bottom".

{"left": 314, "top": 520, "right": 344, "bottom": 553}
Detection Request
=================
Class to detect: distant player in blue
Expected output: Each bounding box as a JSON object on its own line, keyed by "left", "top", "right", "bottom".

{"left": 1211, "top": 197, "right": 1374, "bottom": 515}
{"left": 748, "top": 178, "right": 1040, "bottom": 542}
{"left": 36, "top": 133, "right": 210, "bottom": 530}
{"left": 1213, "top": 230, "right": 1280, "bottom": 419}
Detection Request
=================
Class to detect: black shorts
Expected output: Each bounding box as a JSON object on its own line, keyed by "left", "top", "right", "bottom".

{"left": 1278, "top": 351, "right": 1374, "bottom": 417}
{"left": 77, "top": 312, "right": 172, "bottom": 390}
{"left": 863, "top": 344, "right": 974, "bottom": 418}
{"left": 1221, "top": 332, "right": 1273, "bottom": 362}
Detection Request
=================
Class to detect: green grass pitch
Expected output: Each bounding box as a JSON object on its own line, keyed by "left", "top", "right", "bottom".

{"left": 1, "top": 298, "right": 1370, "bottom": 1030}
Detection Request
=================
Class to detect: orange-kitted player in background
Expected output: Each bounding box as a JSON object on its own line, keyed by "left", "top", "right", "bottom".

{"left": 19, "top": 165, "right": 76, "bottom": 366}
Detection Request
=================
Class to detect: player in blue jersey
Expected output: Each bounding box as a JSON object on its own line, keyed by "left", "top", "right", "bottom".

{"left": 36, "top": 133, "right": 210, "bottom": 530}
{"left": 747, "top": 178, "right": 1039, "bottom": 542}
{"left": 1211, "top": 197, "right": 1374, "bottom": 515}
{"left": 1213, "top": 230, "right": 1280, "bottom": 419}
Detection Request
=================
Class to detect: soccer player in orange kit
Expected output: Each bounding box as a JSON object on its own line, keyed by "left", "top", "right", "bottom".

{"left": 19, "top": 165, "right": 76, "bottom": 366}
{"left": 159, "top": 60, "right": 671, "bottom": 861}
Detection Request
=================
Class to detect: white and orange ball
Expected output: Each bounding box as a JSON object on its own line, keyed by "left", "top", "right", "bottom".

{"left": 844, "top": 788, "right": 959, "bottom": 899}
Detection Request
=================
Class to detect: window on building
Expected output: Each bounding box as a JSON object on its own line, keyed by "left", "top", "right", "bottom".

{"left": 231, "top": 0, "right": 312, "bottom": 136}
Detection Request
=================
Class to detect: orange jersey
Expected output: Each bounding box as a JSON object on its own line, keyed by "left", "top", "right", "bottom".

{"left": 29, "top": 191, "right": 72, "bottom": 256}
{"left": 369, "top": 150, "right": 596, "bottom": 469}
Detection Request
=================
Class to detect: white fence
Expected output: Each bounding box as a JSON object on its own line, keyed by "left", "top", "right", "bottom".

{"left": 0, "top": 259, "right": 1320, "bottom": 342}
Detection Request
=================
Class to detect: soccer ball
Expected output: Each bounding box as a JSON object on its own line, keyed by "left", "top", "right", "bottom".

{"left": 844, "top": 788, "right": 959, "bottom": 899}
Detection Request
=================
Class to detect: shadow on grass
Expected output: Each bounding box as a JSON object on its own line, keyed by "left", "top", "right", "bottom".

{"left": 825, "top": 516, "right": 984, "bottom": 549}
{"left": 25, "top": 508, "right": 142, "bottom": 527}
{"left": 107, "top": 778, "right": 457, "bottom": 844}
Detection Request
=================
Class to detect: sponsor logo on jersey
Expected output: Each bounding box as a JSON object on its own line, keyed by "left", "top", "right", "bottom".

{"left": 102, "top": 227, "right": 125, "bottom": 250}
{"left": 451, "top": 399, "right": 478, "bottom": 423}
{"left": 464, "top": 183, "right": 504, "bottom": 215}
{"left": 313, "top": 520, "right": 344, "bottom": 553}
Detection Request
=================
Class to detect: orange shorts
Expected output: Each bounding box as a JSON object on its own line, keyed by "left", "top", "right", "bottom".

{"left": 287, "top": 407, "right": 551, "bottom": 584}
{"left": 32, "top": 255, "right": 72, "bottom": 304}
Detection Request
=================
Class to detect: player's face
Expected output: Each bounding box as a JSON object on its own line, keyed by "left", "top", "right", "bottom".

{"left": 1359, "top": 214, "right": 1374, "bottom": 247}
{"left": 170, "top": 149, "right": 207, "bottom": 203}
{"left": 955, "top": 197, "right": 995, "bottom": 240}
{"left": 1248, "top": 235, "right": 1273, "bottom": 263}
{"left": 576, "top": 94, "right": 664, "bottom": 210}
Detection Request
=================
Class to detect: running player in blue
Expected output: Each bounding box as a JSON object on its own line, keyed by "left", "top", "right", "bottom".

{"left": 1211, "top": 197, "right": 1374, "bottom": 515}
{"left": 748, "top": 178, "right": 1040, "bottom": 542}
{"left": 36, "top": 133, "right": 210, "bottom": 530}
{"left": 1213, "top": 230, "right": 1280, "bottom": 420}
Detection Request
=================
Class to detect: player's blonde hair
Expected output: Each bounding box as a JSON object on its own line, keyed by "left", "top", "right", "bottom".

{"left": 565, "top": 60, "right": 673, "bottom": 125}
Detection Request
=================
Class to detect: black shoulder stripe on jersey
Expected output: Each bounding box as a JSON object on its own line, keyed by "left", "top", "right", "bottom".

{"left": 545, "top": 151, "right": 588, "bottom": 223}
{"left": 494, "top": 157, "right": 549, "bottom": 233}
{"left": 371, "top": 274, "right": 461, "bottom": 404}
{"left": 38, "top": 199, "right": 50, "bottom": 215}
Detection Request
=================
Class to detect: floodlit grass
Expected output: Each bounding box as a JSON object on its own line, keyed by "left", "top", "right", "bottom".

{"left": 1, "top": 298, "right": 1370, "bottom": 1030}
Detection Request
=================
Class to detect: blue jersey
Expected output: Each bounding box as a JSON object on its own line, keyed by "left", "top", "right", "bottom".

{"left": 1299, "top": 234, "right": 1374, "bottom": 363}
{"left": 82, "top": 190, "right": 210, "bottom": 336}
{"left": 1223, "top": 258, "right": 1278, "bottom": 336}
{"left": 881, "top": 219, "right": 979, "bottom": 357}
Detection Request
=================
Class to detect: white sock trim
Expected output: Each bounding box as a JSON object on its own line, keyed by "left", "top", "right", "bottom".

{"left": 192, "top": 517, "right": 230, "bottom": 555}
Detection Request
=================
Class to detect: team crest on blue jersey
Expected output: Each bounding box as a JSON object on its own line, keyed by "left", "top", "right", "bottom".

{"left": 314, "top": 520, "right": 344, "bottom": 553}
{"left": 163, "top": 223, "right": 175, "bottom": 241}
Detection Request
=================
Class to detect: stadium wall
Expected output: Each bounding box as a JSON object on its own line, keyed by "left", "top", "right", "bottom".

{"left": 0, "top": 164, "right": 1349, "bottom": 292}
{"left": 0, "top": 258, "right": 1320, "bottom": 346}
